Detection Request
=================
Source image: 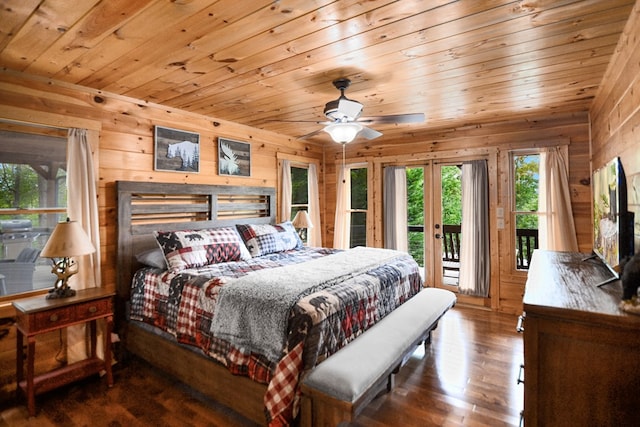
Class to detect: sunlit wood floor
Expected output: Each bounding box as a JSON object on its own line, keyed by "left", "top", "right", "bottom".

{"left": 0, "top": 305, "right": 523, "bottom": 427}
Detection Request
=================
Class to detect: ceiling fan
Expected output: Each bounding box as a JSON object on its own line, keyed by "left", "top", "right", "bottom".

{"left": 297, "top": 78, "right": 425, "bottom": 143}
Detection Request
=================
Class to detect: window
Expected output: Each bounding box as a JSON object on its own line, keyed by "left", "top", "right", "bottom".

{"left": 0, "top": 130, "right": 67, "bottom": 297}
{"left": 407, "top": 167, "right": 425, "bottom": 265}
{"left": 512, "top": 153, "right": 540, "bottom": 270}
{"left": 290, "top": 166, "right": 309, "bottom": 219}
{"left": 348, "top": 165, "right": 368, "bottom": 247}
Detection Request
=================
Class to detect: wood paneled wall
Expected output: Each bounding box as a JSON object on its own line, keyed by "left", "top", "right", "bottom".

{"left": 323, "top": 112, "right": 592, "bottom": 314}
{"left": 590, "top": 0, "right": 640, "bottom": 254}
{"left": 2, "top": 0, "right": 639, "bottom": 318}
{"left": 0, "top": 69, "right": 323, "bottom": 301}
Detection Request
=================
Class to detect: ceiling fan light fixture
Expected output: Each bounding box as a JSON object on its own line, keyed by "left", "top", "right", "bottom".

{"left": 324, "top": 122, "right": 363, "bottom": 143}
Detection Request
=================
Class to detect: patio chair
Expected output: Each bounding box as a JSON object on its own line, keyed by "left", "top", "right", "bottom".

{"left": 0, "top": 247, "right": 41, "bottom": 295}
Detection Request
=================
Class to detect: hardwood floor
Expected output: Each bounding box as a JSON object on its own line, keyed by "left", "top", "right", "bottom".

{"left": 0, "top": 305, "right": 523, "bottom": 426}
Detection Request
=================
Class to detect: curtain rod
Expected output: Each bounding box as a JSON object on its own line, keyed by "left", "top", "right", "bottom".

{"left": 0, "top": 118, "right": 69, "bottom": 132}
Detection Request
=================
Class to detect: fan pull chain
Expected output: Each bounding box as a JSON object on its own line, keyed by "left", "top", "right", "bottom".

{"left": 342, "top": 142, "right": 346, "bottom": 184}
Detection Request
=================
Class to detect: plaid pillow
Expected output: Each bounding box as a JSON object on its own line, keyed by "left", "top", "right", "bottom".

{"left": 154, "top": 227, "right": 251, "bottom": 272}
{"left": 236, "top": 221, "right": 303, "bottom": 257}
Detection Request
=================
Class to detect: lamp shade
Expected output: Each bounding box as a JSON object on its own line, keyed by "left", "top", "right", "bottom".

{"left": 291, "top": 210, "right": 313, "bottom": 229}
{"left": 324, "top": 122, "right": 363, "bottom": 143}
{"left": 40, "top": 219, "right": 96, "bottom": 258}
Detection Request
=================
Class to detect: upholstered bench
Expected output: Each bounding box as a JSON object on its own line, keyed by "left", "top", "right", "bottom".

{"left": 299, "top": 287, "right": 456, "bottom": 427}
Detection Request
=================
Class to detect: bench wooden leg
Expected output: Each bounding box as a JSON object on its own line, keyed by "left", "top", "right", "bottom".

{"left": 300, "top": 392, "right": 353, "bottom": 427}
{"left": 423, "top": 330, "right": 432, "bottom": 348}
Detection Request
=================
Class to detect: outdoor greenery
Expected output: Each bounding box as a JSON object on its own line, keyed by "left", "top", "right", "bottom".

{"left": 406, "top": 166, "right": 462, "bottom": 266}
{"left": 513, "top": 154, "right": 540, "bottom": 230}
{"left": 290, "top": 166, "right": 308, "bottom": 218}
{"left": 405, "top": 159, "right": 539, "bottom": 268}
{"left": 407, "top": 167, "right": 425, "bottom": 263}
{"left": 0, "top": 164, "right": 40, "bottom": 209}
{"left": 349, "top": 167, "right": 367, "bottom": 247}
{"left": 440, "top": 166, "right": 463, "bottom": 225}
{"left": 0, "top": 163, "right": 66, "bottom": 224}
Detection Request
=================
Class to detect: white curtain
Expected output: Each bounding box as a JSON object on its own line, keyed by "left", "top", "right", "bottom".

{"left": 333, "top": 166, "right": 350, "bottom": 249}
{"left": 308, "top": 163, "right": 322, "bottom": 247}
{"left": 538, "top": 146, "right": 578, "bottom": 251}
{"left": 280, "top": 159, "right": 292, "bottom": 222}
{"left": 383, "top": 166, "right": 408, "bottom": 251}
{"left": 458, "top": 160, "right": 490, "bottom": 297}
{"left": 66, "top": 128, "right": 102, "bottom": 362}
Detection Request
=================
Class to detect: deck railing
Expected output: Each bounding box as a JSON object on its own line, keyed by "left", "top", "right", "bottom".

{"left": 407, "top": 225, "right": 539, "bottom": 271}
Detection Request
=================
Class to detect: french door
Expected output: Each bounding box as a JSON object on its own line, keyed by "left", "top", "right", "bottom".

{"left": 432, "top": 161, "right": 463, "bottom": 291}
{"left": 407, "top": 161, "right": 462, "bottom": 291}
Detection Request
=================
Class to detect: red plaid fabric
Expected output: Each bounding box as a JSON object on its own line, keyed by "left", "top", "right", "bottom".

{"left": 140, "top": 272, "right": 162, "bottom": 319}
{"left": 265, "top": 342, "right": 304, "bottom": 426}
{"left": 128, "top": 247, "right": 422, "bottom": 426}
{"left": 176, "top": 281, "right": 199, "bottom": 333}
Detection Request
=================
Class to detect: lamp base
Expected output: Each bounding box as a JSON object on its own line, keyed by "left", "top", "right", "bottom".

{"left": 47, "top": 257, "right": 78, "bottom": 299}
{"left": 46, "top": 287, "right": 76, "bottom": 299}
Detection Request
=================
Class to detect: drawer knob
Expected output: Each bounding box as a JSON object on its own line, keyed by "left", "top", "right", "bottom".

{"left": 49, "top": 314, "right": 59, "bottom": 322}
{"left": 88, "top": 306, "right": 97, "bottom": 313}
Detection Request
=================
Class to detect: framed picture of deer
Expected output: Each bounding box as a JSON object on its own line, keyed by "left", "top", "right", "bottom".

{"left": 154, "top": 125, "right": 200, "bottom": 173}
{"left": 218, "top": 137, "right": 251, "bottom": 177}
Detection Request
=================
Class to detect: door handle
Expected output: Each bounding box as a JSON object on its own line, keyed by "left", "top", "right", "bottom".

{"left": 435, "top": 233, "right": 442, "bottom": 239}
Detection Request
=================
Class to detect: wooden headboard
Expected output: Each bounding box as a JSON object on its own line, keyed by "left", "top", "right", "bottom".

{"left": 116, "top": 181, "right": 276, "bottom": 305}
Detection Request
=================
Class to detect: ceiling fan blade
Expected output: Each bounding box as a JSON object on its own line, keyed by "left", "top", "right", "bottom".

{"left": 359, "top": 126, "right": 382, "bottom": 140}
{"left": 265, "top": 119, "right": 325, "bottom": 123}
{"left": 358, "top": 113, "right": 425, "bottom": 124}
{"left": 296, "top": 128, "right": 326, "bottom": 140}
{"left": 338, "top": 99, "right": 363, "bottom": 120}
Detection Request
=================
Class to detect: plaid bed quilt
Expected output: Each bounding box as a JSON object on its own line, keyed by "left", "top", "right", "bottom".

{"left": 128, "top": 246, "right": 422, "bottom": 426}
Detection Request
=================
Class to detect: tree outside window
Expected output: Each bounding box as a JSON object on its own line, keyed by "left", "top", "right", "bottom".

{"left": 1, "top": 130, "right": 67, "bottom": 296}
{"left": 290, "top": 166, "right": 309, "bottom": 242}
{"left": 349, "top": 167, "right": 367, "bottom": 248}
{"left": 290, "top": 166, "right": 309, "bottom": 218}
{"left": 407, "top": 167, "right": 425, "bottom": 265}
{"left": 513, "top": 153, "right": 540, "bottom": 269}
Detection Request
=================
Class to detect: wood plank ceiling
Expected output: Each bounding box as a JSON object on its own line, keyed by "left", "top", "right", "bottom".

{"left": 0, "top": 0, "right": 635, "bottom": 144}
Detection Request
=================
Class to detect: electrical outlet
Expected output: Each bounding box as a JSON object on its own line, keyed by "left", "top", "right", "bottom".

{"left": 497, "top": 207, "right": 504, "bottom": 218}
{"left": 497, "top": 218, "right": 505, "bottom": 229}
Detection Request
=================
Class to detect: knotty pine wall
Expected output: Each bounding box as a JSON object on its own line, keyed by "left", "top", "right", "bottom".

{"left": 324, "top": 112, "right": 593, "bottom": 314}
{"left": 590, "top": 0, "right": 640, "bottom": 255}
{"left": 0, "top": 69, "right": 323, "bottom": 305}
{"left": 0, "top": 69, "right": 324, "bottom": 400}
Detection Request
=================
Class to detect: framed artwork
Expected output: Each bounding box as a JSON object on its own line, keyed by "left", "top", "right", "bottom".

{"left": 218, "top": 137, "right": 251, "bottom": 177}
{"left": 154, "top": 126, "right": 200, "bottom": 173}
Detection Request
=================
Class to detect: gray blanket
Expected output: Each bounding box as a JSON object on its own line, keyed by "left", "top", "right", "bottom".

{"left": 210, "top": 246, "right": 404, "bottom": 362}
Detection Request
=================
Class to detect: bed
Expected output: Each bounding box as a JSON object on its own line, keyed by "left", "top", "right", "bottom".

{"left": 115, "top": 180, "right": 425, "bottom": 426}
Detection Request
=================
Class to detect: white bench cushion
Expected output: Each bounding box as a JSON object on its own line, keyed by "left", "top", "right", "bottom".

{"left": 301, "top": 288, "right": 456, "bottom": 403}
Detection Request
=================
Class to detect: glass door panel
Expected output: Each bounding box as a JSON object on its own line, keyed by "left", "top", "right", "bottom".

{"left": 434, "top": 163, "right": 462, "bottom": 290}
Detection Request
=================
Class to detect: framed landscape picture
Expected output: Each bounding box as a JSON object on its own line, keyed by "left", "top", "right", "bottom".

{"left": 218, "top": 137, "right": 251, "bottom": 177}
{"left": 154, "top": 126, "right": 200, "bottom": 173}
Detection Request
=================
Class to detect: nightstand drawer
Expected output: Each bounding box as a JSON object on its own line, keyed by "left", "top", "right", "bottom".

{"left": 76, "top": 298, "right": 111, "bottom": 320}
{"left": 33, "top": 306, "right": 75, "bottom": 331}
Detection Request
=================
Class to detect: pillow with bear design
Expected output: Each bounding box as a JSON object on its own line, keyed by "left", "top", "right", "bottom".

{"left": 154, "top": 226, "right": 251, "bottom": 272}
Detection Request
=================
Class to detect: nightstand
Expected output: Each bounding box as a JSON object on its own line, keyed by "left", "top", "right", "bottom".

{"left": 13, "top": 287, "right": 114, "bottom": 416}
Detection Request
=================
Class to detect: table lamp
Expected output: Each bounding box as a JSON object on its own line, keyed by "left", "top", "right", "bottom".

{"left": 40, "top": 218, "right": 96, "bottom": 299}
{"left": 291, "top": 210, "right": 313, "bottom": 242}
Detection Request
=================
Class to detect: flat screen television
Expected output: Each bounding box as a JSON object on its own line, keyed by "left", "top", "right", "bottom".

{"left": 591, "top": 157, "right": 635, "bottom": 286}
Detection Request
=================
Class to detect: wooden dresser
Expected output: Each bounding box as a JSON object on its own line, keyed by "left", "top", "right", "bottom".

{"left": 522, "top": 250, "right": 640, "bottom": 427}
